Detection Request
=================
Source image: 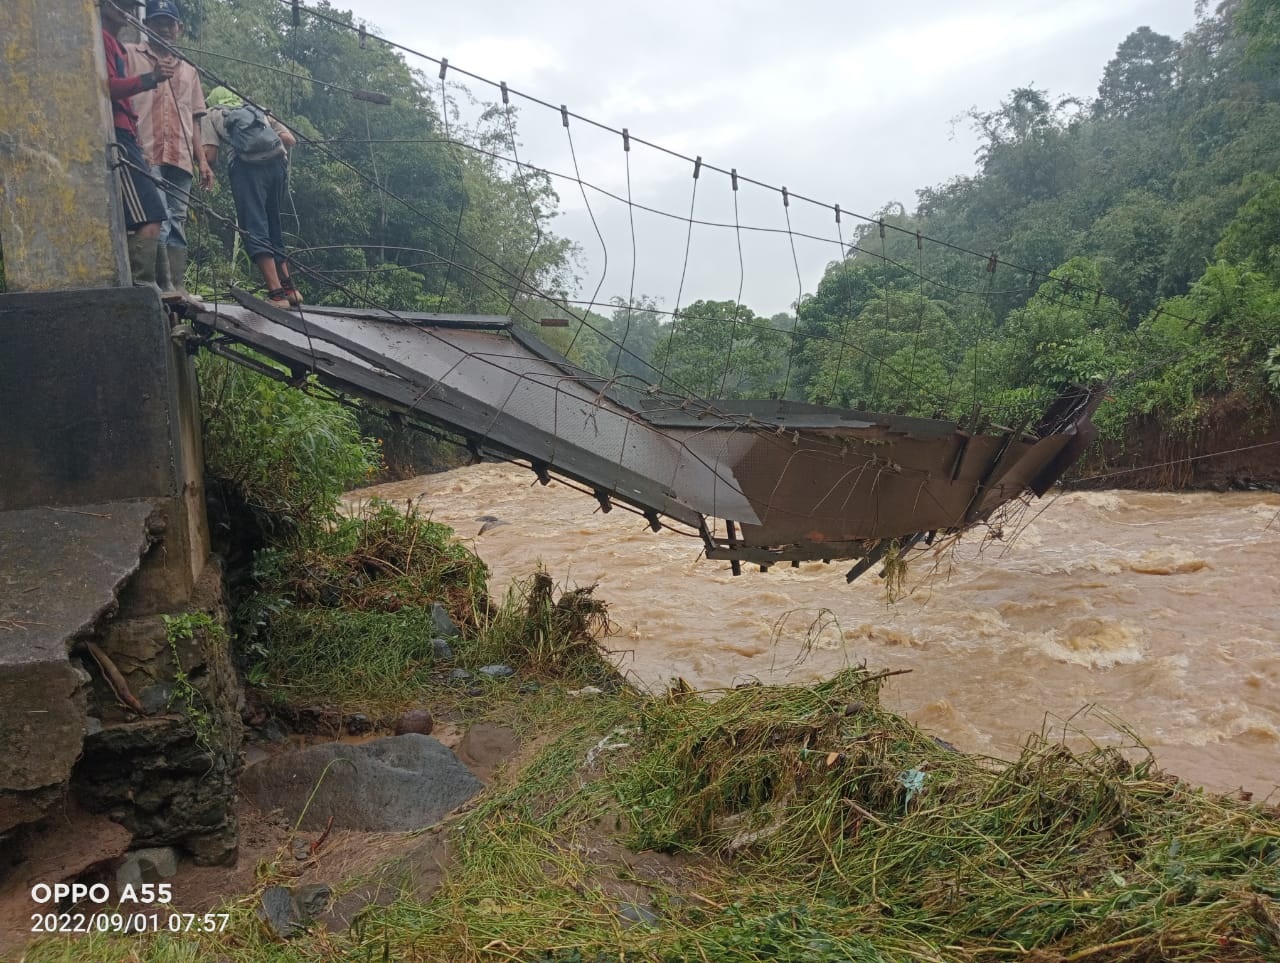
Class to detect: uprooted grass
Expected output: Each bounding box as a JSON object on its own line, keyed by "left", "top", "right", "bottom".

{"left": 22, "top": 667, "right": 1280, "bottom": 961}
{"left": 244, "top": 501, "right": 618, "bottom": 711}
{"left": 607, "top": 671, "right": 1280, "bottom": 959}
{"left": 468, "top": 569, "right": 615, "bottom": 680}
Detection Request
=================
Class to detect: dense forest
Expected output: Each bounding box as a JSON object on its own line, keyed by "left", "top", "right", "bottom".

{"left": 3, "top": 0, "right": 1279, "bottom": 479}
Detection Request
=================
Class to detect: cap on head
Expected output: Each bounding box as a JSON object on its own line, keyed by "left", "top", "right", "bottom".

{"left": 144, "top": 0, "right": 183, "bottom": 22}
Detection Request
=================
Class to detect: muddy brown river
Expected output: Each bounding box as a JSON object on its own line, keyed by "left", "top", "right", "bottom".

{"left": 350, "top": 464, "right": 1279, "bottom": 797}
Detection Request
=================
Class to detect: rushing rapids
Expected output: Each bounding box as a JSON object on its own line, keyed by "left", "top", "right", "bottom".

{"left": 352, "top": 464, "right": 1280, "bottom": 798}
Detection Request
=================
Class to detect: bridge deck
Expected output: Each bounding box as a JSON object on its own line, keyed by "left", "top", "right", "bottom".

{"left": 194, "top": 295, "right": 1102, "bottom": 578}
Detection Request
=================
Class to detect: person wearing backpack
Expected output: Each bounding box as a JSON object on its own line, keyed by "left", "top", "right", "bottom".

{"left": 201, "top": 86, "right": 300, "bottom": 308}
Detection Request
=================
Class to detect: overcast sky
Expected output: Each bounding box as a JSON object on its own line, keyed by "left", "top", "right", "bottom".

{"left": 338, "top": 0, "right": 1202, "bottom": 316}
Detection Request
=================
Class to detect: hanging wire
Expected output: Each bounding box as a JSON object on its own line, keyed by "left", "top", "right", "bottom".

{"left": 658, "top": 155, "right": 702, "bottom": 391}
{"left": 778, "top": 186, "right": 806, "bottom": 400}
{"left": 611, "top": 128, "right": 639, "bottom": 380}
{"left": 265, "top": 0, "right": 1211, "bottom": 333}
{"left": 716, "top": 169, "right": 748, "bottom": 398}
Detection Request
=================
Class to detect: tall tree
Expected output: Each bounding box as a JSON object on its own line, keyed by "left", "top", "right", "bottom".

{"left": 1094, "top": 27, "right": 1180, "bottom": 118}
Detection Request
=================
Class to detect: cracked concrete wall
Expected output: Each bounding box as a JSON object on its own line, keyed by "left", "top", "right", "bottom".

{"left": 0, "top": 0, "right": 237, "bottom": 871}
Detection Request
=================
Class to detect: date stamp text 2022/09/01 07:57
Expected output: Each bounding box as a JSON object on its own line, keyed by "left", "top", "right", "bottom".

{"left": 27, "top": 881, "right": 229, "bottom": 935}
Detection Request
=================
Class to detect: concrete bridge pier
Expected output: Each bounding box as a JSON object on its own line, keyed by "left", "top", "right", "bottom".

{"left": 0, "top": 0, "right": 241, "bottom": 896}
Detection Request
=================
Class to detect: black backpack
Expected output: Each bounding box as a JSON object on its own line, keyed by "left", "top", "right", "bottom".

{"left": 221, "top": 104, "right": 285, "bottom": 163}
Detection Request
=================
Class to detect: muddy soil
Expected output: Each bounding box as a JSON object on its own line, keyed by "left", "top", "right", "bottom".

{"left": 1074, "top": 394, "right": 1280, "bottom": 490}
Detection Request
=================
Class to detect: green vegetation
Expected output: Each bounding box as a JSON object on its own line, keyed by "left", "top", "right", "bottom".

{"left": 160, "top": 611, "right": 227, "bottom": 752}
{"left": 198, "top": 352, "right": 379, "bottom": 533}
{"left": 240, "top": 501, "right": 487, "bottom": 709}
{"left": 237, "top": 500, "right": 619, "bottom": 712}
{"left": 778, "top": 2, "right": 1280, "bottom": 441}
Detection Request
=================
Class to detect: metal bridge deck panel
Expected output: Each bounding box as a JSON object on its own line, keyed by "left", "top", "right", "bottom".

{"left": 196, "top": 298, "right": 1101, "bottom": 568}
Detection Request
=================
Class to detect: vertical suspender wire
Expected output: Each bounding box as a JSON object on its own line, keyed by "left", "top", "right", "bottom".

{"left": 826, "top": 205, "right": 852, "bottom": 406}
{"left": 907, "top": 230, "right": 927, "bottom": 409}
{"left": 1013, "top": 274, "right": 1069, "bottom": 407}
{"left": 870, "top": 220, "right": 890, "bottom": 410}
{"left": 941, "top": 272, "right": 964, "bottom": 417}
{"left": 971, "top": 254, "right": 1000, "bottom": 428}
{"left": 717, "top": 169, "right": 747, "bottom": 399}
{"left": 365, "top": 102, "right": 387, "bottom": 266}
{"left": 282, "top": 0, "right": 304, "bottom": 260}
{"left": 777, "top": 186, "right": 805, "bottom": 401}
{"left": 658, "top": 156, "right": 702, "bottom": 392}
{"left": 361, "top": 105, "right": 376, "bottom": 307}
{"left": 288, "top": 0, "right": 300, "bottom": 112}
{"left": 434, "top": 60, "right": 467, "bottom": 310}
{"left": 499, "top": 83, "right": 547, "bottom": 317}
{"left": 562, "top": 108, "right": 610, "bottom": 363}
{"left": 611, "top": 128, "right": 638, "bottom": 380}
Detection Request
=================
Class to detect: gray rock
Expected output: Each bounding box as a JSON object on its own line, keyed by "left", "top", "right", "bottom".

{"left": 243, "top": 745, "right": 270, "bottom": 767}
{"left": 448, "top": 668, "right": 473, "bottom": 682}
{"left": 345, "top": 713, "right": 372, "bottom": 736}
{"left": 430, "top": 603, "right": 460, "bottom": 639}
{"left": 259, "top": 885, "right": 300, "bottom": 938}
{"left": 431, "top": 638, "right": 455, "bottom": 661}
{"left": 238, "top": 734, "right": 484, "bottom": 832}
{"left": 478, "top": 664, "right": 514, "bottom": 678}
{"left": 294, "top": 883, "right": 332, "bottom": 917}
{"left": 116, "top": 846, "right": 179, "bottom": 890}
{"left": 260, "top": 720, "right": 289, "bottom": 743}
{"left": 258, "top": 883, "right": 330, "bottom": 937}
{"left": 137, "top": 683, "right": 173, "bottom": 715}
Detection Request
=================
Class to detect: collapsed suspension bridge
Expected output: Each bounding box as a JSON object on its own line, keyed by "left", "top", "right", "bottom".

{"left": 194, "top": 292, "right": 1103, "bottom": 582}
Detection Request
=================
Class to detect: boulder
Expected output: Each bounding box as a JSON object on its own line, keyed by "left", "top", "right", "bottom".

{"left": 239, "top": 735, "right": 482, "bottom": 832}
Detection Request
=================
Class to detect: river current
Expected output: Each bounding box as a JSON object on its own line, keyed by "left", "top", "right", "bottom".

{"left": 351, "top": 464, "right": 1279, "bottom": 798}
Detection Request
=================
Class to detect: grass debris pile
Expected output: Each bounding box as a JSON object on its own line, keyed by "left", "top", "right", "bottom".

{"left": 610, "top": 669, "right": 1280, "bottom": 960}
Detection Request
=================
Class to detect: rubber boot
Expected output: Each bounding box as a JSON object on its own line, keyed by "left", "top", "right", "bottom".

{"left": 127, "top": 233, "right": 161, "bottom": 293}
{"left": 154, "top": 243, "right": 177, "bottom": 301}
{"left": 165, "top": 245, "right": 191, "bottom": 304}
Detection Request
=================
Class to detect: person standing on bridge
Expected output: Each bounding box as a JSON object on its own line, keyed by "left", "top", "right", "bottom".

{"left": 200, "top": 87, "right": 301, "bottom": 309}
{"left": 126, "top": 0, "right": 211, "bottom": 305}
{"left": 100, "top": 0, "right": 174, "bottom": 290}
